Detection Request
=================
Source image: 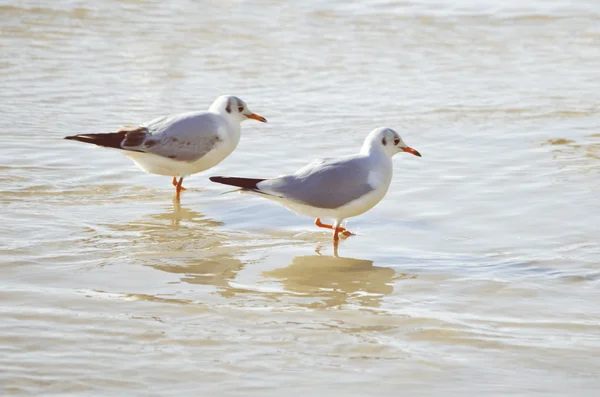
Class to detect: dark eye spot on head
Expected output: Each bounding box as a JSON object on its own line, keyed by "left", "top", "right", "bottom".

{"left": 225, "top": 99, "right": 232, "bottom": 113}
{"left": 393, "top": 137, "right": 400, "bottom": 145}
{"left": 382, "top": 137, "right": 387, "bottom": 146}
{"left": 235, "top": 97, "right": 243, "bottom": 113}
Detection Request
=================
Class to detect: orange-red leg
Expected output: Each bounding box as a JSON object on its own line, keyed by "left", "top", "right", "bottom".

{"left": 315, "top": 218, "right": 345, "bottom": 232}
{"left": 315, "top": 218, "right": 354, "bottom": 237}
{"left": 172, "top": 177, "right": 187, "bottom": 195}
{"left": 173, "top": 176, "right": 187, "bottom": 191}
{"left": 333, "top": 225, "right": 341, "bottom": 241}
{"left": 174, "top": 177, "right": 186, "bottom": 200}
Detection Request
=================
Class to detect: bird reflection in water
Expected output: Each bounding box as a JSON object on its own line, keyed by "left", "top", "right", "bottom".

{"left": 117, "top": 203, "right": 415, "bottom": 309}
{"left": 263, "top": 254, "right": 410, "bottom": 308}
{"left": 159, "top": 198, "right": 227, "bottom": 228}
{"left": 113, "top": 200, "right": 224, "bottom": 239}
{"left": 112, "top": 201, "right": 248, "bottom": 289}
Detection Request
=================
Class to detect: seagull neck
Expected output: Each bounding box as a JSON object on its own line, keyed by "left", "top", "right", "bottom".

{"left": 213, "top": 110, "right": 242, "bottom": 129}
{"left": 221, "top": 115, "right": 242, "bottom": 144}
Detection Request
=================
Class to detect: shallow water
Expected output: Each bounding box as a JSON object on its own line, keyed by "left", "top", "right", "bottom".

{"left": 1, "top": 0, "right": 599, "bottom": 395}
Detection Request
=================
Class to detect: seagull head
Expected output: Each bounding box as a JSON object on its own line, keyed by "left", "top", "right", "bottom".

{"left": 210, "top": 95, "right": 267, "bottom": 124}
{"left": 363, "top": 127, "right": 421, "bottom": 158}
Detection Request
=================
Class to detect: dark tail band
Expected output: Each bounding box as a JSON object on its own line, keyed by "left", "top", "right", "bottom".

{"left": 209, "top": 176, "right": 266, "bottom": 190}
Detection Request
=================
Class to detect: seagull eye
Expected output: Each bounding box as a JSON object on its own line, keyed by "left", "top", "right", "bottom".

{"left": 393, "top": 137, "right": 400, "bottom": 145}
{"left": 238, "top": 106, "right": 244, "bottom": 112}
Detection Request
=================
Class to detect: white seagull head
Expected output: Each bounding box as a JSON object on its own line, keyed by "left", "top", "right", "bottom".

{"left": 362, "top": 127, "right": 421, "bottom": 158}
{"left": 210, "top": 95, "right": 267, "bottom": 124}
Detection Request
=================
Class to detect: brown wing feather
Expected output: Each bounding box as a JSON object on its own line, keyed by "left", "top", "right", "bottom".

{"left": 64, "top": 126, "right": 147, "bottom": 152}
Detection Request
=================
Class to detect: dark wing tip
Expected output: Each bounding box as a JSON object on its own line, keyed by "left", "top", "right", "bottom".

{"left": 63, "top": 134, "right": 100, "bottom": 145}
{"left": 62, "top": 131, "right": 129, "bottom": 149}
{"left": 209, "top": 176, "right": 266, "bottom": 190}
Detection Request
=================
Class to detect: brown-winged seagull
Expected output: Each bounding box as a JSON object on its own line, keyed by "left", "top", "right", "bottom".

{"left": 65, "top": 95, "right": 267, "bottom": 199}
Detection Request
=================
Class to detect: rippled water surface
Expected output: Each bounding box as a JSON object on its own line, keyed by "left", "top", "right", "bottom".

{"left": 1, "top": 0, "right": 600, "bottom": 395}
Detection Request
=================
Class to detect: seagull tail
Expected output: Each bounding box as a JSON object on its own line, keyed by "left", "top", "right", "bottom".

{"left": 64, "top": 131, "right": 128, "bottom": 149}
{"left": 209, "top": 176, "right": 266, "bottom": 191}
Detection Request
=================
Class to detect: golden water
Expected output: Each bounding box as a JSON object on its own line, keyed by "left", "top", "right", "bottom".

{"left": 1, "top": 0, "right": 599, "bottom": 395}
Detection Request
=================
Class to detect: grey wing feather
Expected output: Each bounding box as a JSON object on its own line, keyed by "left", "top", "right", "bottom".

{"left": 261, "top": 156, "right": 374, "bottom": 209}
{"left": 122, "top": 111, "right": 223, "bottom": 162}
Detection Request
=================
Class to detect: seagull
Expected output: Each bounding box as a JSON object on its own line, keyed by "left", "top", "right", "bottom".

{"left": 209, "top": 127, "right": 421, "bottom": 241}
{"left": 65, "top": 95, "right": 267, "bottom": 199}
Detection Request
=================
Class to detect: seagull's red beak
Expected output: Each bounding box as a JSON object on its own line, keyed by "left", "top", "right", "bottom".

{"left": 246, "top": 113, "right": 267, "bottom": 123}
{"left": 402, "top": 147, "right": 422, "bottom": 157}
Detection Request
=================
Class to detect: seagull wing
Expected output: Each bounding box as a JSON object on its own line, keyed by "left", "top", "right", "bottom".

{"left": 259, "top": 155, "right": 375, "bottom": 209}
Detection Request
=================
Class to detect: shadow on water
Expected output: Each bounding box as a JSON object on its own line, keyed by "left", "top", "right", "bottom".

{"left": 152, "top": 257, "right": 245, "bottom": 289}
{"left": 261, "top": 254, "right": 404, "bottom": 308}
{"left": 107, "top": 200, "right": 225, "bottom": 243}
{"left": 133, "top": 205, "right": 411, "bottom": 308}
{"left": 105, "top": 202, "right": 423, "bottom": 309}
{"left": 126, "top": 201, "right": 253, "bottom": 288}
{"left": 101, "top": 200, "right": 596, "bottom": 309}
{"left": 143, "top": 199, "right": 224, "bottom": 230}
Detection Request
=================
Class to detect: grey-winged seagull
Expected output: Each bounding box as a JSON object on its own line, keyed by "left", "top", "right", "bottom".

{"left": 210, "top": 127, "right": 421, "bottom": 241}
